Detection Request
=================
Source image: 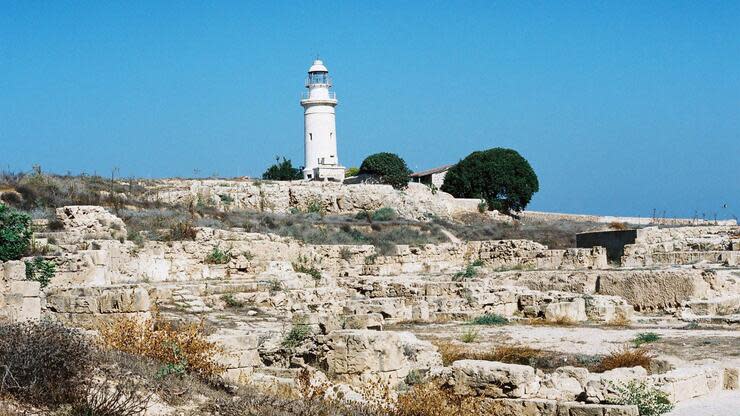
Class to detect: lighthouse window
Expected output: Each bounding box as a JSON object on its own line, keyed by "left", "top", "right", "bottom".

{"left": 309, "top": 133, "right": 312, "bottom": 141}
{"left": 330, "top": 133, "right": 333, "bottom": 140}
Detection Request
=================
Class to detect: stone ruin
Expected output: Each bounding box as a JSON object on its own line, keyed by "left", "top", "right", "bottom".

{"left": 2, "top": 186, "right": 739, "bottom": 414}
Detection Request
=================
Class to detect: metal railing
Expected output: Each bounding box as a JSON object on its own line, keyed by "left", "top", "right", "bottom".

{"left": 301, "top": 91, "right": 336, "bottom": 100}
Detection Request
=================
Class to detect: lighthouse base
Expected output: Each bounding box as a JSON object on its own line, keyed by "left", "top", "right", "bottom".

{"left": 305, "top": 165, "right": 346, "bottom": 182}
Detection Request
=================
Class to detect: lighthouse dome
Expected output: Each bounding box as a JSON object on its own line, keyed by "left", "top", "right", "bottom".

{"left": 308, "top": 60, "right": 328, "bottom": 73}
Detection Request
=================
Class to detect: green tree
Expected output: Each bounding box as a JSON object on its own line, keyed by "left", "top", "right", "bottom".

{"left": 0, "top": 204, "right": 32, "bottom": 261}
{"left": 359, "top": 153, "right": 412, "bottom": 190}
{"left": 262, "top": 157, "right": 303, "bottom": 181}
{"left": 441, "top": 148, "right": 539, "bottom": 213}
{"left": 345, "top": 166, "right": 360, "bottom": 177}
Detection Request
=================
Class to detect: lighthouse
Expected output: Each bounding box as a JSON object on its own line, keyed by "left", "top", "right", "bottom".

{"left": 301, "top": 59, "right": 345, "bottom": 181}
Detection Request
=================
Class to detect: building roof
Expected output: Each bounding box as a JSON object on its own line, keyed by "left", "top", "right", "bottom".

{"left": 410, "top": 164, "right": 455, "bottom": 178}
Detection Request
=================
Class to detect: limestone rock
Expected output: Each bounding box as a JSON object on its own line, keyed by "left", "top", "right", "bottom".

{"left": 452, "top": 360, "right": 541, "bottom": 398}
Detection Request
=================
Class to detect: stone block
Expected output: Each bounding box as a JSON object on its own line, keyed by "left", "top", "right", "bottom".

{"left": 9, "top": 280, "right": 40, "bottom": 297}
{"left": 724, "top": 367, "right": 739, "bottom": 390}
{"left": 545, "top": 298, "right": 587, "bottom": 323}
{"left": 453, "top": 360, "right": 540, "bottom": 398}
{"left": 487, "top": 398, "right": 558, "bottom": 416}
{"left": 650, "top": 365, "right": 723, "bottom": 402}
{"left": 2, "top": 260, "right": 26, "bottom": 281}
{"left": 326, "top": 330, "right": 405, "bottom": 376}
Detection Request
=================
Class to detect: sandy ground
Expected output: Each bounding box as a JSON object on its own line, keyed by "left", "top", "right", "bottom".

{"left": 402, "top": 322, "right": 740, "bottom": 365}
{"left": 667, "top": 390, "right": 740, "bottom": 416}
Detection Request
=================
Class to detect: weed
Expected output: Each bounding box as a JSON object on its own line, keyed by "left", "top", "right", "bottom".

{"left": 205, "top": 246, "right": 232, "bottom": 264}
{"left": 24, "top": 256, "right": 55, "bottom": 288}
{"left": 460, "top": 328, "right": 479, "bottom": 343}
{"left": 470, "top": 314, "right": 508, "bottom": 325}
{"left": 221, "top": 293, "right": 246, "bottom": 308}
{"left": 292, "top": 263, "right": 322, "bottom": 281}
{"left": 339, "top": 247, "right": 352, "bottom": 261}
{"left": 371, "top": 207, "right": 397, "bottom": 222}
{"left": 633, "top": 332, "right": 661, "bottom": 347}
{"left": 609, "top": 380, "right": 673, "bottom": 416}
{"left": 282, "top": 323, "right": 311, "bottom": 348}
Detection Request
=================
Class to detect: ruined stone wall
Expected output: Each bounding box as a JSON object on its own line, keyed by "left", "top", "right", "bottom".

{"left": 622, "top": 225, "right": 740, "bottom": 267}
{"left": 0, "top": 261, "right": 41, "bottom": 322}
{"left": 144, "top": 179, "right": 477, "bottom": 220}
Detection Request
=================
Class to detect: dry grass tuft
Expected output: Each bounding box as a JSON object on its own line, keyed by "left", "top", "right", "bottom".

{"left": 99, "top": 317, "right": 224, "bottom": 378}
{"left": 395, "top": 382, "right": 498, "bottom": 416}
{"left": 596, "top": 347, "right": 653, "bottom": 372}
{"left": 607, "top": 221, "right": 629, "bottom": 230}
{"left": 435, "top": 341, "right": 544, "bottom": 368}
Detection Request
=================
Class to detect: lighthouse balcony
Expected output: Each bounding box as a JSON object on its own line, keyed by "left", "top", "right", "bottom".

{"left": 301, "top": 91, "right": 336, "bottom": 100}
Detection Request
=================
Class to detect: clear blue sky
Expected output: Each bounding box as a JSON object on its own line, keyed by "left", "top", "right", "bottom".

{"left": 2, "top": 1, "right": 738, "bottom": 219}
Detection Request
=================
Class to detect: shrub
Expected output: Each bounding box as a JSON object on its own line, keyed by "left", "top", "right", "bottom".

{"left": 359, "top": 153, "right": 412, "bottom": 190}
{"left": 597, "top": 347, "right": 652, "bottom": 372}
{"left": 99, "top": 317, "right": 224, "bottom": 378}
{"left": 453, "top": 263, "right": 480, "bottom": 280}
{"left": 394, "top": 382, "right": 496, "bottom": 416}
{"left": 345, "top": 166, "right": 360, "bottom": 177}
{"left": 167, "top": 221, "right": 198, "bottom": 241}
{"left": 292, "top": 263, "right": 322, "bottom": 281}
{"left": 633, "top": 332, "right": 661, "bottom": 347}
{"left": 221, "top": 293, "right": 246, "bottom": 308}
{"left": 339, "top": 247, "right": 352, "bottom": 261}
{"left": 608, "top": 221, "right": 628, "bottom": 230}
{"left": 24, "top": 256, "right": 55, "bottom": 288}
{"left": 0, "top": 204, "right": 32, "bottom": 261}
{"left": 282, "top": 323, "right": 311, "bottom": 348}
{"left": 306, "top": 198, "right": 324, "bottom": 215}
{"left": 460, "top": 328, "right": 479, "bottom": 343}
{"left": 470, "top": 313, "right": 508, "bottom": 325}
{"left": 477, "top": 199, "right": 487, "bottom": 213}
{"left": 441, "top": 148, "right": 539, "bottom": 213}
{"left": 371, "top": 207, "right": 397, "bottom": 222}
{"left": 68, "top": 377, "right": 151, "bottom": 416}
{"left": 205, "top": 246, "right": 232, "bottom": 264}
{"left": 610, "top": 380, "right": 673, "bottom": 416}
{"left": 0, "top": 321, "right": 93, "bottom": 406}
{"left": 262, "top": 157, "right": 303, "bottom": 181}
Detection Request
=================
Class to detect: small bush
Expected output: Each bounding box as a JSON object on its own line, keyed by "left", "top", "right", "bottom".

{"left": 282, "top": 323, "right": 311, "bottom": 348}
{"left": 99, "top": 317, "right": 224, "bottom": 378}
{"left": 306, "top": 198, "right": 324, "bottom": 215}
{"left": 460, "top": 328, "right": 479, "bottom": 343}
{"left": 608, "top": 221, "right": 628, "bottom": 230}
{"left": 0, "top": 203, "right": 32, "bottom": 261}
{"left": 359, "top": 152, "right": 412, "bottom": 190}
{"left": 597, "top": 347, "right": 652, "bottom": 372}
{"left": 339, "top": 247, "right": 352, "bottom": 261}
{"left": 167, "top": 221, "right": 198, "bottom": 241}
{"left": 293, "top": 263, "right": 322, "bottom": 281}
{"left": 477, "top": 199, "right": 487, "bottom": 213}
{"left": 633, "top": 332, "right": 661, "bottom": 347}
{"left": 345, "top": 166, "right": 360, "bottom": 177}
{"left": 453, "top": 263, "right": 480, "bottom": 281}
{"left": 610, "top": 380, "right": 673, "bottom": 416}
{"left": 205, "top": 246, "right": 232, "bottom": 264}
{"left": 371, "top": 207, "right": 397, "bottom": 222}
{"left": 24, "top": 256, "right": 56, "bottom": 288}
{"left": 68, "top": 377, "right": 151, "bottom": 416}
{"left": 0, "top": 321, "right": 93, "bottom": 406}
{"left": 470, "top": 314, "right": 508, "bottom": 325}
{"left": 221, "top": 293, "right": 245, "bottom": 308}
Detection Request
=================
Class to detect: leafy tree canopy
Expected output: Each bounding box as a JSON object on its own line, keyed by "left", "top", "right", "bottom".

{"left": 359, "top": 153, "right": 412, "bottom": 190}
{"left": 262, "top": 157, "right": 303, "bottom": 181}
{"left": 441, "top": 148, "right": 539, "bottom": 213}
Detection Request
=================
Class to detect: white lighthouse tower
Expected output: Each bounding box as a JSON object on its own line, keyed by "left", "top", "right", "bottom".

{"left": 301, "top": 59, "right": 345, "bottom": 181}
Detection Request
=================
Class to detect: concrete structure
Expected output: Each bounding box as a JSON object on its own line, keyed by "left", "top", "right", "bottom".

{"left": 576, "top": 229, "right": 638, "bottom": 262}
{"left": 410, "top": 164, "right": 454, "bottom": 188}
{"left": 301, "top": 59, "right": 345, "bottom": 182}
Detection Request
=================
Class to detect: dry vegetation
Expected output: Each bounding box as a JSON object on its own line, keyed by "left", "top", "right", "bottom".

{"left": 596, "top": 347, "right": 653, "bottom": 372}
{"left": 434, "top": 341, "right": 649, "bottom": 374}
{"left": 99, "top": 317, "right": 225, "bottom": 378}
